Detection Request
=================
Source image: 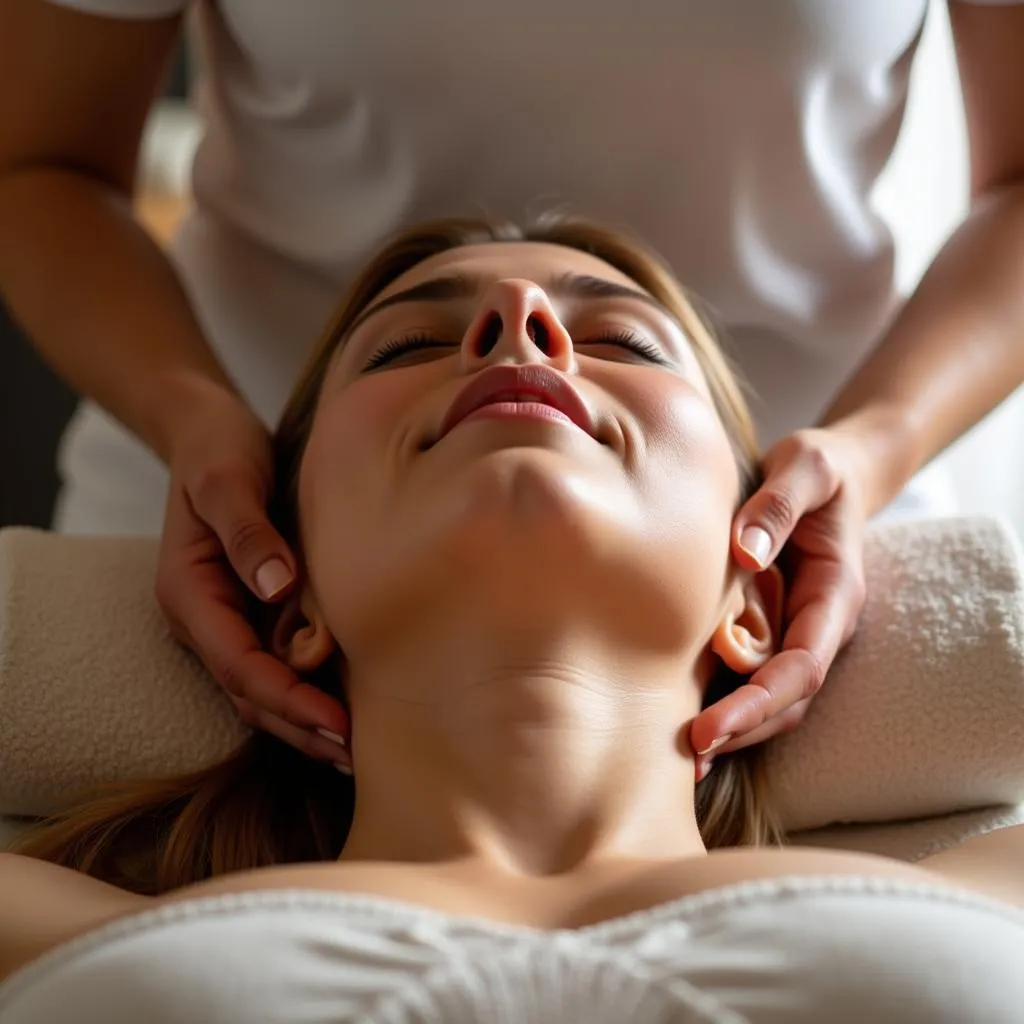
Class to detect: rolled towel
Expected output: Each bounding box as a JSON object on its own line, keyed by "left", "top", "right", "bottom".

{"left": 1, "top": 517, "right": 1023, "bottom": 840}
{"left": 763, "top": 516, "right": 1024, "bottom": 832}
{"left": 0, "top": 533, "right": 248, "bottom": 817}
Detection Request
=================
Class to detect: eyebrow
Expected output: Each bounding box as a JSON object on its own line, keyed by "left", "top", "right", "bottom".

{"left": 344, "top": 270, "right": 672, "bottom": 338}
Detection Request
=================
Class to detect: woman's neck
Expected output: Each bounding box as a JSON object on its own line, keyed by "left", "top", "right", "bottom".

{"left": 338, "top": 618, "right": 706, "bottom": 877}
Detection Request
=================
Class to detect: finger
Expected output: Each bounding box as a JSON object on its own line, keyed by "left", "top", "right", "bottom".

{"left": 694, "top": 513, "right": 862, "bottom": 749}
{"left": 700, "top": 583, "right": 853, "bottom": 745}
{"left": 786, "top": 556, "right": 867, "bottom": 651}
{"left": 691, "top": 652, "right": 817, "bottom": 753}
{"left": 231, "top": 696, "right": 350, "bottom": 765}
{"left": 780, "top": 562, "right": 861, "bottom": 676}
{"left": 692, "top": 547, "right": 863, "bottom": 756}
{"left": 712, "top": 699, "right": 811, "bottom": 755}
{"left": 186, "top": 586, "right": 349, "bottom": 734}
{"left": 732, "top": 439, "right": 840, "bottom": 571}
{"left": 695, "top": 700, "right": 810, "bottom": 779}
{"left": 188, "top": 464, "right": 297, "bottom": 603}
{"left": 158, "top": 486, "right": 349, "bottom": 737}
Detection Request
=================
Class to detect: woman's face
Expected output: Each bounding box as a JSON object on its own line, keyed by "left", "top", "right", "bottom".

{"left": 298, "top": 242, "right": 743, "bottom": 660}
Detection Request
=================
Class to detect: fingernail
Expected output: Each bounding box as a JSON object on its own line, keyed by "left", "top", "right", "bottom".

{"left": 317, "top": 727, "right": 347, "bottom": 748}
{"left": 696, "top": 734, "right": 732, "bottom": 757}
{"left": 255, "top": 557, "right": 293, "bottom": 599}
{"left": 739, "top": 526, "right": 772, "bottom": 568}
{"left": 334, "top": 762, "right": 353, "bottom": 776}
{"left": 696, "top": 758, "right": 714, "bottom": 783}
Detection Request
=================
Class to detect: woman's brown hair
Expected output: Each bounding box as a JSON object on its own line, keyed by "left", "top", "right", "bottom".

{"left": 12, "top": 215, "right": 782, "bottom": 895}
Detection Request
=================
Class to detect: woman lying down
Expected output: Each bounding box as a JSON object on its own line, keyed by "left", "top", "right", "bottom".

{"left": 2, "top": 217, "right": 1024, "bottom": 1022}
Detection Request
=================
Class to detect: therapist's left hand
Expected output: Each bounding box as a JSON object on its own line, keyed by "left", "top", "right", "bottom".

{"left": 690, "top": 426, "right": 871, "bottom": 775}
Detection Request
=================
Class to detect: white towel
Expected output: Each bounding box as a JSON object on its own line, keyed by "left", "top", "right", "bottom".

{"left": 763, "top": 516, "right": 1024, "bottom": 832}
{"left": 1, "top": 517, "right": 1023, "bottom": 857}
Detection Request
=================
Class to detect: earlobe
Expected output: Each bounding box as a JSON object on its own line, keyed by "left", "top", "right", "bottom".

{"left": 270, "top": 587, "right": 336, "bottom": 673}
{"left": 710, "top": 566, "right": 785, "bottom": 675}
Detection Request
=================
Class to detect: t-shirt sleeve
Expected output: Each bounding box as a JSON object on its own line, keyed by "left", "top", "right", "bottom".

{"left": 42, "top": 0, "right": 187, "bottom": 16}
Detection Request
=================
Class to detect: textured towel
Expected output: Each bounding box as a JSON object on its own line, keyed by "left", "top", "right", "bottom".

{"left": 763, "top": 516, "right": 1024, "bottom": 832}
{"left": 1, "top": 517, "right": 1023, "bottom": 853}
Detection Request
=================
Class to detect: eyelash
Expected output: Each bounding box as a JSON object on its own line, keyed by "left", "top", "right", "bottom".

{"left": 362, "top": 328, "right": 671, "bottom": 371}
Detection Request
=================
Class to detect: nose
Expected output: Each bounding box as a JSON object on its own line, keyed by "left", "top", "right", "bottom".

{"left": 461, "top": 279, "right": 575, "bottom": 371}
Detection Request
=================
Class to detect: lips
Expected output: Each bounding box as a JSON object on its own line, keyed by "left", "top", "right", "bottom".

{"left": 435, "top": 364, "right": 597, "bottom": 443}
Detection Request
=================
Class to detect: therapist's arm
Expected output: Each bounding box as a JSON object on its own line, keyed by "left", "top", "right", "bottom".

{"left": 0, "top": 0, "right": 239, "bottom": 465}
{"left": 0, "top": 0, "right": 347, "bottom": 757}
{"left": 818, "top": 1, "right": 1024, "bottom": 517}
{"left": 700, "top": 2, "right": 1024, "bottom": 762}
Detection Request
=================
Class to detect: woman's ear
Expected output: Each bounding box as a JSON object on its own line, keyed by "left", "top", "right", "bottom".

{"left": 710, "top": 565, "right": 785, "bottom": 675}
{"left": 270, "top": 586, "right": 337, "bottom": 674}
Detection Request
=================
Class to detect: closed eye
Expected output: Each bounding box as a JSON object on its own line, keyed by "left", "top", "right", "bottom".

{"left": 362, "top": 333, "right": 456, "bottom": 371}
{"left": 579, "top": 329, "right": 674, "bottom": 367}
{"left": 362, "top": 327, "right": 674, "bottom": 372}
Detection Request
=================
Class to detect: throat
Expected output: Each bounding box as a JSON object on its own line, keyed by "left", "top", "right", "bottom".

{"left": 339, "top": 657, "right": 705, "bottom": 876}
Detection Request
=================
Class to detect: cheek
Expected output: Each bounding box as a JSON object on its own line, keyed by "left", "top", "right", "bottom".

{"left": 322, "top": 375, "right": 416, "bottom": 449}
{"left": 622, "top": 377, "right": 739, "bottom": 499}
{"left": 303, "top": 386, "right": 396, "bottom": 510}
{"left": 625, "top": 378, "right": 740, "bottom": 582}
{"left": 297, "top": 378, "right": 424, "bottom": 617}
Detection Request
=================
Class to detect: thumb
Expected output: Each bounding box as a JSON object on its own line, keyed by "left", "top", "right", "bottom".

{"left": 733, "top": 446, "right": 838, "bottom": 571}
{"left": 733, "top": 483, "right": 803, "bottom": 573}
{"left": 190, "top": 468, "right": 297, "bottom": 602}
{"left": 733, "top": 477, "right": 794, "bottom": 569}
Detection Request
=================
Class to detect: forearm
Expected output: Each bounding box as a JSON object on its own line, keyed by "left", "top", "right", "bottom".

{"left": 819, "top": 184, "right": 1024, "bottom": 516}
{"left": 0, "top": 166, "right": 240, "bottom": 465}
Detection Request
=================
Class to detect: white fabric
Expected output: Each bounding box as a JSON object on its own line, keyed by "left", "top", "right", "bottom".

{"left": 1, "top": 881, "right": 1023, "bottom": 1022}
{"left": 42, "top": 0, "right": 1022, "bottom": 536}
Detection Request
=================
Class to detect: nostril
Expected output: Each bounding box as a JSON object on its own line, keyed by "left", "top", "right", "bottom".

{"left": 476, "top": 314, "right": 502, "bottom": 357}
{"left": 526, "top": 315, "right": 550, "bottom": 353}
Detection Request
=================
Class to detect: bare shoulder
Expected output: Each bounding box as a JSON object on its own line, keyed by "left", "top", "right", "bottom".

{"left": 694, "top": 832, "right": 1024, "bottom": 910}
{"left": 916, "top": 824, "right": 1024, "bottom": 910}
{"left": 0, "top": 853, "right": 152, "bottom": 984}
{"left": 685, "top": 844, "right": 944, "bottom": 892}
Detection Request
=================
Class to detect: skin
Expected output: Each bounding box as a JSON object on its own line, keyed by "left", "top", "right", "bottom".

{"left": 2, "top": 244, "right": 1022, "bottom": 984}
{"left": 285, "top": 240, "right": 778, "bottom": 874}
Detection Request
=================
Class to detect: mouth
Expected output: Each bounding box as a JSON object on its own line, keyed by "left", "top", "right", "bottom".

{"left": 431, "top": 364, "right": 599, "bottom": 447}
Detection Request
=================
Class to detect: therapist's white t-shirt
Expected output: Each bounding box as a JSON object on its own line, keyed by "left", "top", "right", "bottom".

{"left": 45, "top": 0, "right": 1019, "bottom": 533}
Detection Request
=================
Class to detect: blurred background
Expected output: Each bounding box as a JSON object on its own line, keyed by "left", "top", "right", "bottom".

{"left": 2, "top": 1, "right": 1022, "bottom": 538}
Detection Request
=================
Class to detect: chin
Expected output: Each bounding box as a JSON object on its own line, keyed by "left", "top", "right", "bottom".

{"left": 440, "top": 446, "right": 633, "bottom": 546}
{"left": 410, "top": 449, "right": 688, "bottom": 636}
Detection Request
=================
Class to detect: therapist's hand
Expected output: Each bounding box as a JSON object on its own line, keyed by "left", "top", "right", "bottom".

{"left": 155, "top": 387, "right": 349, "bottom": 763}
{"left": 691, "top": 426, "right": 870, "bottom": 776}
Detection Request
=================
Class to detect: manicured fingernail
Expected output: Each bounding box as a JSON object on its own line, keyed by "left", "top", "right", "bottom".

{"left": 255, "top": 557, "right": 293, "bottom": 599}
{"left": 334, "top": 762, "right": 353, "bottom": 776}
{"left": 317, "top": 728, "right": 346, "bottom": 747}
{"left": 696, "top": 758, "right": 714, "bottom": 782}
{"left": 739, "top": 526, "right": 772, "bottom": 568}
{"left": 696, "top": 734, "right": 731, "bottom": 757}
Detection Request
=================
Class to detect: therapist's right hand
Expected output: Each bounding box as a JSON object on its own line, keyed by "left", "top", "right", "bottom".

{"left": 155, "top": 386, "right": 350, "bottom": 764}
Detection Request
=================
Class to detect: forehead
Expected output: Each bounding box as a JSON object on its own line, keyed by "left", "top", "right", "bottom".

{"left": 372, "top": 240, "right": 646, "bottom": 302}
